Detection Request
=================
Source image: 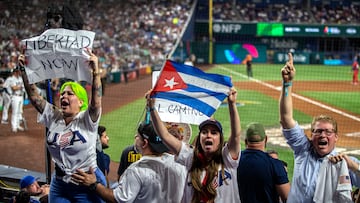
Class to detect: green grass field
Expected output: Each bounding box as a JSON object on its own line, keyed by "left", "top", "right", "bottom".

{"left": 101, "top": 63, "right": 359, "bottom": 181}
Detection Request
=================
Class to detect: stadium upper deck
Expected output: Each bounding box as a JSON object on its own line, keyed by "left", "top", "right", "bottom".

{"left": 196, "top": 0, "right": 360, "bottom": 24}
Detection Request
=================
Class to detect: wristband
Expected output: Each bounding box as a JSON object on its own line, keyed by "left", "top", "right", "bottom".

{"left": 89, "top": 181, "right": 99, "bottom": 191}
{"left": 17, "top": 65, "right": 25, "bottom": 72}
{"left": 148, "top": 107, "right": 155, "bottom": 112}
{"left": 283, "top": 81, "right": 292, "bottom": 97}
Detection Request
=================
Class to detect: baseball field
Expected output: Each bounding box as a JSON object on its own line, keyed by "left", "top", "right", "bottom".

{"left": 1, "top": 62, "right": 359, "bottom": 183}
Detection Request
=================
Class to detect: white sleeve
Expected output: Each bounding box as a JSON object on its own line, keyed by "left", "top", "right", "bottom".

{"left": 222, "top": 143, "right": 240, "bottom": 168}
{"left": 113, "top": 168, "right": 141, "bottom": 203}
{"left": 175, "top": 142, "right": 193, "bottom": 171}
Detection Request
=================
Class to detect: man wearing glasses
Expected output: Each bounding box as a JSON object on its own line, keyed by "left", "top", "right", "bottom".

{"left": 279, "top": 53, "right": 360, "bottom": 203}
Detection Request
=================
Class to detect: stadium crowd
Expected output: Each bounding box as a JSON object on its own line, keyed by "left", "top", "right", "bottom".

{"left": 198, "top": 0, "right": 360, "bottom": 24}
{"left": 1, "top": 0, "right": 360, "bottom": 78}
{"left": 1, "top": 0, "right": 360, "bottom": 202}
{"left": 0, "top": 0, "right": 194, "bottom": 79}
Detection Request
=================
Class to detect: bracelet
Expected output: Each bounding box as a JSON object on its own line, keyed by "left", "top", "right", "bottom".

{"left": 283, "top": 81, "right": 292, "bottom": 96}
{"left": 148, "top": 107, "right": 155, "bottom": 112}
{"left": 17, "top": 65, "right": 25, "bottom": 72}
{"left": 283, "top": 81, "right": 292, "bottom": 87}
{"left": 93, "top": 72, "right": 100, "bottom": 76}
{"left": 89, "top": 181, "right": 99, "bottom": 191}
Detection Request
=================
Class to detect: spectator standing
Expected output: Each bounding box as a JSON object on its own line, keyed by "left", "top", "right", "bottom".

{"left": 96, "top": 125, "right": 111, "bottom": 187}
{"left": 237, "top": 122, "right": 290, "bottom": 203}
{"left": 116, "top": 142, "right": 142, "bottom": 181}
{"left": 72, "top": 121, "right": 186, "bottom": 203}
{"left": 19, "top": 50, "right": 106, "bottom": 203}
{"left": 116, "top": 122, "right": 190, "bottom": 181}
{"left": 279, "top": 53, "right": 357, "bottom": 202}
{"left": 146, "top": 86, "right": 241, "bottom": 203}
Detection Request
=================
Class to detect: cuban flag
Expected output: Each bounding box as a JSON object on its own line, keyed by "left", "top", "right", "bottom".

{"left": 151, "top": 60, "right": 232, "bottom": 125}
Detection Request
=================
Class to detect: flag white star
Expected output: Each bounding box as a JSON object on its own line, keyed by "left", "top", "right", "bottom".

{"left": 163, "top": 77, "right": 179, "bottom": 89}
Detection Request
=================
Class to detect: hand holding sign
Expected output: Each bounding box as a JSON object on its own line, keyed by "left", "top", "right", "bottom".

{"left": 21, "top": 28, "right": 96, "bottom": 84}
{"left": 86, "top": 48, "right": 99, "bottom": 75}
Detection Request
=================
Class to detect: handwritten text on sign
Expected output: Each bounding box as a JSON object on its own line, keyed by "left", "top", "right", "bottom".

{"left": 21, "top": 28, "right": 96, "bottom": 84}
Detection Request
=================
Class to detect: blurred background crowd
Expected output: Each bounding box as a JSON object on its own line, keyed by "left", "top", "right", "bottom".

{"left": 0, "top": 0, "right": 359, "bottom": 81}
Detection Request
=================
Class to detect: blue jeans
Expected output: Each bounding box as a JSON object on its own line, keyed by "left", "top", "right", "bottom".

{"left": 49, "top": 168, "right": 106, "bottom": 203}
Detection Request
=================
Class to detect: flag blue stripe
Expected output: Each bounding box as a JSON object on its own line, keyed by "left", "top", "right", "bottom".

{"left": 171, "top": 61, "right": 232, "bottom": 87}
{"left": 170, "top": 89, "right": 227, "bottom": 109}
{"left": 153, "top": 92, "right": 217, "bottom": 117}
{"left": 185, "top": 84, "right": 228, "bottom": 101}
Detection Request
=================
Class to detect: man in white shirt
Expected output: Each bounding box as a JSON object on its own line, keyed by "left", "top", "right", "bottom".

{"left": 72, "top": 121, "right": 185, "bottom": 203}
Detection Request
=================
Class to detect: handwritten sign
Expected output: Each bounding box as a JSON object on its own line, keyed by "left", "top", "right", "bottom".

{"left": 151, "top": 71, "right": 208, "bottom": 125}
{"left": 21, "top": 28, "right": 96, "bottom": 84}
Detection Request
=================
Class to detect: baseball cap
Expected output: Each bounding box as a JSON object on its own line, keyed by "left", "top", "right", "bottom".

{"left": 138, "top": 121, "right": 169, "bottom": 154}
{"left": 20, "top": 175, "right": 38, "bottom": 189}
{"left": 199, "top": 119, "right": 223, "bottom": 135}
{"left": 246, "top": 122, "right": 266, "bottom": 142}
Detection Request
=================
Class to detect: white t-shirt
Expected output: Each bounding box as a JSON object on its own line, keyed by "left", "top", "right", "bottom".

{"left": 113, "top": 153, "right": 186, "bottom": 203}
{"left": 176, "top": 142, "right": 240, "bottom": 203}
{"left": 38, "top": 102, "right": 100, "bottom": 183}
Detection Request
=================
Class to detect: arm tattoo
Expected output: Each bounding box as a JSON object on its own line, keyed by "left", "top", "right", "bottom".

{"left": 92, "top": 84, "right": 102, "bottom": 97}
{"left": 34, "top": 99, "right": 45, "bottom": 113}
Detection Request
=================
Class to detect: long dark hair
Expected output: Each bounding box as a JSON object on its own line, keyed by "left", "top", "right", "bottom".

{"left": 189, "top": 133, "right": 226, "bottom": 203}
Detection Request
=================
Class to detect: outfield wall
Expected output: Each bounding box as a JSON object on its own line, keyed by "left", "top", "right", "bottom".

{"left": 173, "top": 21, "right": 360, "bottom": 65}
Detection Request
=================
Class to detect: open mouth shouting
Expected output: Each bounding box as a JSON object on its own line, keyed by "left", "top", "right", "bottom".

{"left": 318, "top": 140, "right": 328, "bottom": 147}
{"left": 60, "top": 100, "right": 70, "bottom": 110}
{"left": 204, "top": 140, "right": 214, "bottom": 150}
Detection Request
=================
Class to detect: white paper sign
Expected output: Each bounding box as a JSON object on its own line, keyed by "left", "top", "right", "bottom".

{"left": 21, "top": 28, "right": 96, "bottom": 84}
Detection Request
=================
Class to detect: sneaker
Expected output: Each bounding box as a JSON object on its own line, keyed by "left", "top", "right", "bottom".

{"left": 12, "top": 129, "right": 17, "bottom": 133}
{"left": 17, "top": 126, "right": 24, "bottom": 131}
{"left": 1, "top": 120, "right": 8, "bottom": 124}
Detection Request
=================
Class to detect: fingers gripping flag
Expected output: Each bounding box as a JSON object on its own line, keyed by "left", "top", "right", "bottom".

{"left": 151, "top": 60, "right": 233, "bottom": 125}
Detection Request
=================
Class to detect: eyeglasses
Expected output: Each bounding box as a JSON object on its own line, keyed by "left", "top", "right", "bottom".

{"left": 312, "top": 129, "right": 336, "bottom": 136}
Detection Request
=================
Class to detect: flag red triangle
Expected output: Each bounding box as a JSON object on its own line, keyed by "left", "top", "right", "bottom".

{"left": 153, "top": 60, "right": 187, "bottom": 92}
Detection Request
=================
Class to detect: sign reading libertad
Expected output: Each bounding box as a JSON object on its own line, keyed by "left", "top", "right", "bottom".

{"left": 21, "top": 28, "right": 96, "bottom": 84}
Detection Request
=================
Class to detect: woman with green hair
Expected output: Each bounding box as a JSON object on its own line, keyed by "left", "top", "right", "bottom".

{"left": 18, "top": 50, "right": 105, "bottom": 203}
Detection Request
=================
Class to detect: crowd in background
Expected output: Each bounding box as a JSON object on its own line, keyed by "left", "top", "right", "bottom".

{"left": 198, "top": 0, "right": 360, "bottom": 24}
{"left": 1, "top": 0, "right": 360, "bottom": 80}
{"left": 0, "top": 0, "right": 194, "bottom": 81}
